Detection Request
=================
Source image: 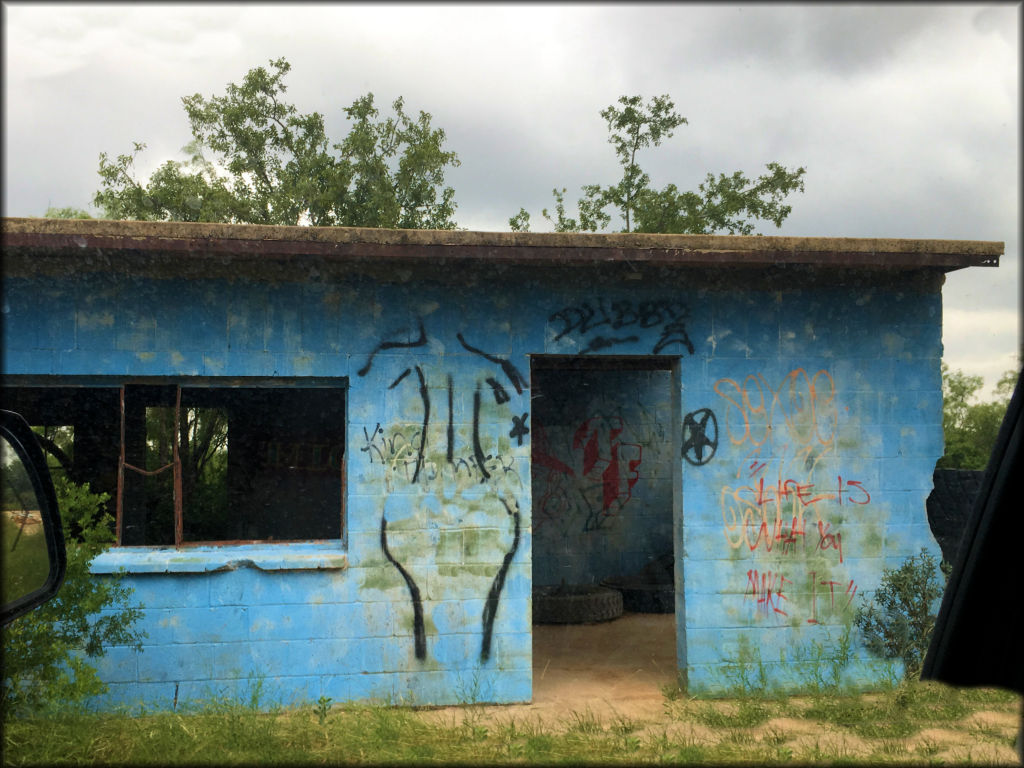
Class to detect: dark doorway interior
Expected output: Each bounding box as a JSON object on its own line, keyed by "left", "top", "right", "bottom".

{"left": 530, "top": 356, "right": 676, "bottom": 589}
{"left": 529, "top": 355, "right": 680, "bottom": 695}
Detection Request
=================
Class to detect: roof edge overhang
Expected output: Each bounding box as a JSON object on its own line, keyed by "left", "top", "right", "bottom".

{"left": 1, "top": 217, "right": 1003, "bottom": 271}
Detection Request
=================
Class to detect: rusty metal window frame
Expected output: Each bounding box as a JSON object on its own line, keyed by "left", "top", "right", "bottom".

{"left": 115, "top": 377, "right": 347, "bottom": 548}
{"left": 116, "top": 385, "right": 185, "bottom": 544}
{"left": 0, "top": 374, "right": 347, "bottom": 548}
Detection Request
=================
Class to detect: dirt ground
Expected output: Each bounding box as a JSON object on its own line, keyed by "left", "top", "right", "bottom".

{"left": 417, "top": 612, "right": 675, "bottom": 729}
{"left": 522, "top": 611, "right": 678, "bottom": 722}
{"left": 4, "top": 509, "right": 43, "bottom": 530}
{"left": 417, "top": 613, "right": 1023, "bottom": 764}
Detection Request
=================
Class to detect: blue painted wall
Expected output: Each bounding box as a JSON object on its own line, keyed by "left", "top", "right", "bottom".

{"left": 1, "top": 266, "right": 945, "bottom": 707}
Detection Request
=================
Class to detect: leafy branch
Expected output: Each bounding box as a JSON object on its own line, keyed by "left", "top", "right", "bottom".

{"left": 511, "top": 94, "right": 805, "bottom": 235}
{"left": 93, "top": 58, "right": 460, "bottom": 229}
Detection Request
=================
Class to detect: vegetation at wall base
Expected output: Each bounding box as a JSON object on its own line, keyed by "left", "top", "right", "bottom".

{"left": 1, "top": 478, "right": 145, "bottom": 717}
{"left": 2, "top": 682, "right": 1018, "bottom": 765}
{"left": 854, "top": 548, "right": 945, "bottom": 681}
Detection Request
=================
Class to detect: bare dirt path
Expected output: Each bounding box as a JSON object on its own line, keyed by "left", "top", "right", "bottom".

{"left": 416, "top": 613, "right": 1022, "bottom": 763}
{"left": 418, "top": 612, "right": 673, "bottom": 729}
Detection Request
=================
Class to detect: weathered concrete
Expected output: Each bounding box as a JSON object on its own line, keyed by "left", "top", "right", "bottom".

{"left": 0, "top": 217, "right": 995, "bottom": 710}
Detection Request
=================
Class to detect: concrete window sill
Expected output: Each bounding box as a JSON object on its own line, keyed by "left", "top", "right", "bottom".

{"left": 90, "top": 542, "right": 348, "bottom": 574}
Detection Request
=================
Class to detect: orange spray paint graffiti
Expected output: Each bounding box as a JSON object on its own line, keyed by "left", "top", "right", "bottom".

{"left": 715, "top": 368, "right": 867, "bottom": 624}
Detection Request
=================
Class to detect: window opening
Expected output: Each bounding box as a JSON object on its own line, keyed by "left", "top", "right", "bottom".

{"left": 120, "top": 384, "right": 345, "bottom": 545}
{"left": 4, "top": 378, "right": 346, "bottom": 547}
{"left": 0, "top": 386, "right": 120, "bottom": 501}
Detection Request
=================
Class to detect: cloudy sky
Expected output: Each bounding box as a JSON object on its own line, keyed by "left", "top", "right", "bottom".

{"left": 3, "top": 3, "right": 1019, "bottom": 396}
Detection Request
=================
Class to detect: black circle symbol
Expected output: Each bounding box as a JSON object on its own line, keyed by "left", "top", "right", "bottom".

{"left": 682, "top": 408, "right": 718, "bottom": 466}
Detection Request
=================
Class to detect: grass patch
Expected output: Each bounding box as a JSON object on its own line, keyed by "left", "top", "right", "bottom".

{"left": 800, "top": 691, "right": 921, "bottom": 739}
{"left": 915, "top": 736, "right": 942, "bottom": 759}
{"left": 564, "top": 708, "right": 603, "bottom": 735}
{"left": 761, "top": 724, "right": 787, "bottom": 746}
{"left": 693, "top": 698, "right": 779, "bottom": 729}
{"left": 2, "top": 682, "right": 1020, "bottom": 765}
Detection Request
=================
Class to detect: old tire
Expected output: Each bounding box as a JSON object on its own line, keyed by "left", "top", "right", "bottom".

{"left": 532, "top": 584, "right": 623, "bottom": 624}
{"left": 610, "top": 582, "right": 675, "bottom": 613}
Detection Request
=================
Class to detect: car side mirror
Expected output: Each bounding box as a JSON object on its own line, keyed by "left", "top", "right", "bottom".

{"left": 1, "top": 410, "right": 66, "bottom": 626}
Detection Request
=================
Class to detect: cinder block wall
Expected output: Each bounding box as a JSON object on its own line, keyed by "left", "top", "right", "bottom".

{"left": 2, "top": 266, "right": 945, "bottom": 707}
{"left": 678, "top": 284, "right": 944, "bottom": 692}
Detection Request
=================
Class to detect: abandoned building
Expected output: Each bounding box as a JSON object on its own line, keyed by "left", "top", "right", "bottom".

{"left": 1, "top": 217, "right": 1002, "bottom": 709}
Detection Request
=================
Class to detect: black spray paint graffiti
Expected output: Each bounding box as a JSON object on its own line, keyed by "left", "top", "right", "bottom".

{"left": 359, "top": 320, "right": 527, "bottom": 663}
{"left": 509, "top": 413, "right": 530, "bottom": 446}
{"left": 380, "top": 517, "right": 426, "bottom": 660}
{"left": 359, "top": 324, "right": 528, "bottom": 486}
{"left": 357, "top": 319, "right": 428, "bottom": 378}
{"left": 682, "top": 408, "right": 719, "bottom": 466}
{"left": 480, "top": 497, "right": 521, "bottom": 662}
{"left": 458, "top": 332, "right": 529, "bottom": 396}
{"left": 548, "top": 298, "right": 696, "bottom": 356}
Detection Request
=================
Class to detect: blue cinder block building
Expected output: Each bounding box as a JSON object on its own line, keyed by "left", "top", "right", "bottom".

{"left": 1, "top": 218, "right": 1001, "bottom": 709}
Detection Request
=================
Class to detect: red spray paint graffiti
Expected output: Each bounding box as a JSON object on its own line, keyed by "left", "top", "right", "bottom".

{"left": 746, "top": 569, "right": 792, "bottom": 617}
{"left": 716, "top": 367, "right": 872, "bottom": 627}
{"left": 534, "top": 415, "right": 643, "bottom": 532}
{"left": 745, "top": 569, "right": 860, "bottom": 624}
{"left": 573, "top": 416, "right": 642, "bottom": 519}
{"left": 720, "top": 476, "right": 868, "bottom": 558}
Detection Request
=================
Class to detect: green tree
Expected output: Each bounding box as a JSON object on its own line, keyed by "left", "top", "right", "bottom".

{"left": 510, "top": 94, "right": 805, "bottom": 234}
{"left": 94, "top": 58, "right": 460, "bottom": 229}
{"left": 2, "top": 478, "right": 145, "bottom": 716}
{"left": 43, "top": 206, "right": 93, "bottom": 219}
{"left": 139, "top": 406, "right": 229, "bottom": 544}
{"left": 938, "top": 363, "right": 1017, "bottom": 470}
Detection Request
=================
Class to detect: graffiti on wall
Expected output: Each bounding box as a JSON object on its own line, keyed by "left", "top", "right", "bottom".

{"left": 360, "top": 423, "right": 518, "bottom": 485}
{"left": 714, "top": 368, "right": 838, "bottom": 455}
{"left": 713, "top": 367, "right": 867, "bottom": 625}
{"left": 533, "top": 413, "right": 644, "bottom": 533}
{"left": 715, "top": 368, "right": 840, "bottom": 548}
{"left": 745, "top": 569, "right": 859, "bottom": 621}
{"left": 681, "top": 408, "right": 718, "bottom": 466}
{"left": 359, "top": 324, "right": 527, "bottom": 488}
{"left": 358, "top": 319, "right": 526, "bottom": 662}
{"left": 549, "top": 298, "right": 695, "bottom": 356}
{"left": 481, "top": 497, "right": 521, "bottom": 662}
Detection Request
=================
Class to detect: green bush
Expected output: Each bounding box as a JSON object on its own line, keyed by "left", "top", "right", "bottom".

{"left": 854, "top": 548, "right": 945, "bottom": 681}
{"left": 2, "top": 477, "right": 145, "bottom": 716}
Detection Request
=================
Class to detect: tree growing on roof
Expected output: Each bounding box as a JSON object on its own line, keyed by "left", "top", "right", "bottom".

{"left": 509, "top": 94, "right": 806, "bottom": 234}
{"left": 43, "top": 206, "right": 93, "bottom": 219}
{"left": 93, "top": 58, "right": 460, "bottom": 229}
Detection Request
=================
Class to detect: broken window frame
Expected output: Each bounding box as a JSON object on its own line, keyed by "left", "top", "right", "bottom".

{"left": 2, "top": 376, "right": 348, "bottom": 548}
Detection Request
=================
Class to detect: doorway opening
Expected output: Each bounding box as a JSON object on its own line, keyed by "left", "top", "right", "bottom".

{"left": 529, "top": 355, "right": 680, "bottom": 701}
